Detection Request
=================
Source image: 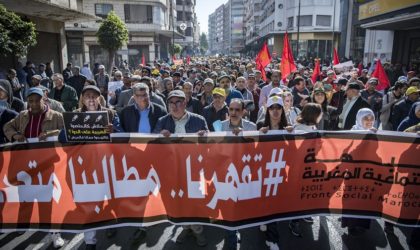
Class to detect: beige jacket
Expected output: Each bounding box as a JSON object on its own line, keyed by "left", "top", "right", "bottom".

{"left": 3, "top": 108, "right": 64, "bottom": 141}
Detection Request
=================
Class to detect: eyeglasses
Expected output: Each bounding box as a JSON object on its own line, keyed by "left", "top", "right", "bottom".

{"left": 134, "top": 93, "right": 148, "bottom": 98}
{"left": 229, "top": 107, "right": 242, "bottom": 112}
{"left": 168, "top": 100, "right": 184, "bottom": 107}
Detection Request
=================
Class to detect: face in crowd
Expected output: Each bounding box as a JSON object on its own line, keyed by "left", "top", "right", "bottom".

{"left": 82, "top": 90, "right": 100, "bottom": 111}
{"left": 168, "top": 96, "right": 187, "bottom": 119}
{"left": 228, "top": 99, "right": 244, "bottom": 123}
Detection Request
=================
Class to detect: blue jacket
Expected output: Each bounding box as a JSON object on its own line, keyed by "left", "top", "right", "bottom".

{"left": 153, "top": 112, "right": 208, "bottom": 134}
{"left": 120, "top": 103, "right": 167, "bottom": 132}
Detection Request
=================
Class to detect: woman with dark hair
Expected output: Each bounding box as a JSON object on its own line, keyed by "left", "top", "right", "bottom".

{"left": 311, "top": 87, "right": 339, "bottom": 130}
{"left": 257, "top": 95, "right": 289, "bottom": 132}
{"left": 288, "top": 103, "right": 322, "bottom": 237}
{"left": 294, "top": 103, "right": 323, "bottom": 131}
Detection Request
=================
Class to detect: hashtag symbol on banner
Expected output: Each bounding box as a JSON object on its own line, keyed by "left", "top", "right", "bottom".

{"left": 264, "top": 149, "right": 286, "bottom": 197}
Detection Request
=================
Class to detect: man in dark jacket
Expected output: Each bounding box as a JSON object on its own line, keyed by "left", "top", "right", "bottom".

{"left": 120, "top": 83, "right": 167, "bottom": 133}
{"left": 330, "top": 78, "right": 347, "bottom": 111}
{"left": 202, "top": 88, "right": 228, "bottom": 131}
{"left": 49, "top": 73, "right": 78, "bottom": 111}
{"left": 153, "top": 90, "right": 208, "bottom": 136}
{"left": 67, "top": 66, "right": 87, "bottom": 97}
{"left": 360, "top": 77, "right": 383, "bottom": 127}
{"left": 391, "top": 86, "right": 420, "bottom": 130}
{"left": 338, "top": 82, "right": 370, "bottom": 130}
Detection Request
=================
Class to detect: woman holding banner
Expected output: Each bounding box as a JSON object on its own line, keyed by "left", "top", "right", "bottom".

{"left": 58, "top": 85, "right": 121, "bottom": 249}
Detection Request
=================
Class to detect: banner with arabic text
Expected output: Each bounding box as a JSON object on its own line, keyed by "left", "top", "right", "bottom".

{"left": 0, "top": 131, "right": 419, "bottom": 232}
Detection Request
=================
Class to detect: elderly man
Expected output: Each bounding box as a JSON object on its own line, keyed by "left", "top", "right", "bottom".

{"left": 153, "top": 89, "right": 208, "bottom": 246}
{"left": 94, "top": 65, "right": 110, "bottom": 97}
{"left": 49, "top": 73, "right": 78, "bottom": 111}
{"left": 338, "top": 82, "right": 370, "bottom": 130}
{"left": 109, "top": 72, "right": 132, "bottom": 106}
{"left": 235, "top": 76, "right": 253, "bottom": 101}
{"left": 391, "top": 86, "right": 420, "bottom": 130}
{"left": 202, "top": 87, "right": 229, "bottom": 131}
{"left": 120, "top": 83, "right": 167, "bottom": 133}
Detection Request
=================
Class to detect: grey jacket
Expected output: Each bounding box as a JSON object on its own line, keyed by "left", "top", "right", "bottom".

{"left": 221, "top": 119, "right": 257, "bottom": 132}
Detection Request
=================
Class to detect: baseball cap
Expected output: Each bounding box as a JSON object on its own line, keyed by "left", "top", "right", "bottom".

{"left": 406, "top": 86, "right": 420, "bottom": 96}
{"left": 98, "top": 65, "right": 105, "bottom": 69}
{"left": 82, "top": 85, "right": 101, "bottom": 95}
{"left": 269, "top": 87, "right": 283, "bottom": 97}
{"left": 26, "top": 87, "right": 44, "bottom": 98}
{"left": 167, "top": 90, "right": 186, "bottom": 100}
{"left": 367, "top": 77, "right": 379, "bottom": 85}
{"left": 212, "top": 87, "right": 226, "bottom": 97}
{"left": 204, "top": 78, "right": 214, "bottom": 86}
{"left": 313, "top": 87, "right": 326, "bottom": 94}
{"left": 267, "top": 96, "right": 284, "bottom": 108}
{"left": 218, "top": 75, "right": 231, "bottom": 82}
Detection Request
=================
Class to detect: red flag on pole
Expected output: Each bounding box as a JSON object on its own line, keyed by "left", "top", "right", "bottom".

{"left": 357, "top": 62, "right": 364, "bottom": 76}
{"left": 333, "top": 48, "right": 340, "bottom": 65}
{"left": 186, "top": 55, "right": 191, "bottom": 65}
{"left": 141, "top": 53, "right": 146, "bottom": 66}
{"left": 371, "top": 59, "right": 390, "bottom": 91}
{"left": 255, "top": 41, "right": 272, "bottom": 81}
{"left": 280, "top": 32, "right": 296, "bottom": 81}
{"left": 311, "top": 58, "right": 320, "bottom": 83}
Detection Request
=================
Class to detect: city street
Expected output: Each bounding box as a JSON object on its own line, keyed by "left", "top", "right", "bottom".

{"left": 0, "top": 216, "right": 415, "bottom": 249}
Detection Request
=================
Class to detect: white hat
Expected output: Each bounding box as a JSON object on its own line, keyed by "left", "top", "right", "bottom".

{"left": 269, "top": 87, "right": 283, "bottom": 96}
{"left": 98, "top": 65, "right": 105, "bottom": 69}
{"left": 267, "top": 96, "right": 284, "bottom": 108}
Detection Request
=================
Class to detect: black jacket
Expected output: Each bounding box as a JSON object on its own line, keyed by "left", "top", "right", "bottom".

{"left": 186, "top": 97, "right": 201, "bottom": 114}
{"left": 0, "top": 108, "right": 18, "bottom": 144}
{"left": 120, "top": 103, "right": 167, "bottom": 133}
{"left": 391, "top": 98, "right": 415, "bottom": 131}
{"left": 202, "top": 104, "right": 228, "bottom": 131}
{"left": 342, "top": 96, "right": 370, "bottom": 130}
{"left": 153, "top": 112, "right": 208, "bottom": 134}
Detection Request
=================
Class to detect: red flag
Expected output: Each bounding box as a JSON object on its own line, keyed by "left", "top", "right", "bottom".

{"left": 280, "top": 32, "right": 296, "bottom": 81}
{"left": 141, "top": 53, "right": 146, "bottom": 66}
{"left": 186, "top": 55, "right": 191, "bottom": 65}
{"left": 255, "top": 41, "right": 272, "bottom": 81}
{"left": 333, "top": 48, "right": 340, "bottom": 65}
{"left": 311, "top": 59, "right": 320, "bottom": 83}
{"left": 371, "top": 59, "right": 390, "bottom": 91}
{"left": 172, "top": 54, "right": 176, "bottom": 62}
{"left": 358, "top": 62, "right": 364, "bottom": 76}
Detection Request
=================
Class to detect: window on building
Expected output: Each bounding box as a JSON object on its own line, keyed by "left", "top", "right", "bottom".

{"left": 124, "top": 4, "right": 153, "bottom": 24}
{"left": 95, "top": 4, "right": 113, "bottom": 18}
{"left": 287, "top": 16, "right": 294, "bottom": 29}
{"left": 298, "top": 15, "right": 312, "bottom": 27}
{"left": 316, "top": 15, "right": 331, "bottom": 26}
{"left": 185, "top": 27, "right": 192, "bottom": 36}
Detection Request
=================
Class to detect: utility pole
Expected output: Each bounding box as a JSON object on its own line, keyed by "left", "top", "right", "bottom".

{"left": 171, "top": 0, "right": 175, "bottom": 59}
{"left": 332, "top": 0, "right": 336, "bottom": 61}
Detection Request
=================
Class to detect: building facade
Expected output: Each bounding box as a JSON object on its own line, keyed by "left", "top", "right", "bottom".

{"left": 353, "top": 0, "right": 420, "bottom": 72}
{"left": 0, "top": 0, "right": 97, "bottom": 73}
{"left": 174, "top": 0, "right": 200, "bottom": 56}
{"left": 65, "top": 0, "right": 183, "bottom": 69}
{"left": 208, "top": 0, "right": 245, "bottom": 56}
{"left": 244, "top": 0, "right": 341, "bottom": 63}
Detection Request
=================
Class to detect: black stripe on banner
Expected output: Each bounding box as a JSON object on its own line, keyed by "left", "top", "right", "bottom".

{"left": 1, "top": 209, "right": 418, "bottom": 231}
{"left": 1, "top": 132, "right": 419, "bottom": 152}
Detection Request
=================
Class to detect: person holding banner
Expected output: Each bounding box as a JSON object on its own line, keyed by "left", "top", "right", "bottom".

{"left": 153, "top": 89, "right": 208, "bottom": 246}
{"left": 3, "top": 87, "right": 65, "bottom": 248}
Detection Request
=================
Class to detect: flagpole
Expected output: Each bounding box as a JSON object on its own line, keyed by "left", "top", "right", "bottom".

{"left": 331, "top": 0, "right": 336, "bottom": 63}
{"left": 296, "top": 0, "right": 301, "bottom": 58}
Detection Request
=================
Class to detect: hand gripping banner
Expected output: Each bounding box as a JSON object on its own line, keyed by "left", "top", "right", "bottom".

{"left": 0, "top": 131, "right": 419, "bottom": 232}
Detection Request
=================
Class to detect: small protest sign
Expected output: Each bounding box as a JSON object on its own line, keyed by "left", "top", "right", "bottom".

{"left": 63, "top": 111, "right": 110, "bottom": 142}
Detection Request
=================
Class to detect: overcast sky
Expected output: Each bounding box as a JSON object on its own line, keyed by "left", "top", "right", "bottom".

{"left": 196, "top": 0, "right": 227, "bottom": 34}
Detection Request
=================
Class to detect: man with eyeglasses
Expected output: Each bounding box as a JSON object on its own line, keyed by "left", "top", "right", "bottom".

{"left": 120, "top": 82, "right": 167, "bottom": 134}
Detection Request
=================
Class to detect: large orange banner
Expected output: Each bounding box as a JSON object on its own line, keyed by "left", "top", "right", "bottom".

{"left": 0, "top": 131, "right": 419, "bottom": 232}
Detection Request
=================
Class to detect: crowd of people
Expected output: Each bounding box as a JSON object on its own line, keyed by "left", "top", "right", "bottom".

{"left": 0, "top": 57, "right": 419, "bottom": 249}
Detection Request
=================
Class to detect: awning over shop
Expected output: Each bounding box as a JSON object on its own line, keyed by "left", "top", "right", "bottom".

{"left": 360, "top": 12, "right": 420, "bottom": 30}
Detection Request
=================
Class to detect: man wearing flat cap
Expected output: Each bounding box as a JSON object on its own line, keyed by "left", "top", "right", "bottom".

{"left": 360, "top": 77, "right": 383, "bottom": 127}
{"left": 338, "top": 82, "right": 370, "bottom": 130}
